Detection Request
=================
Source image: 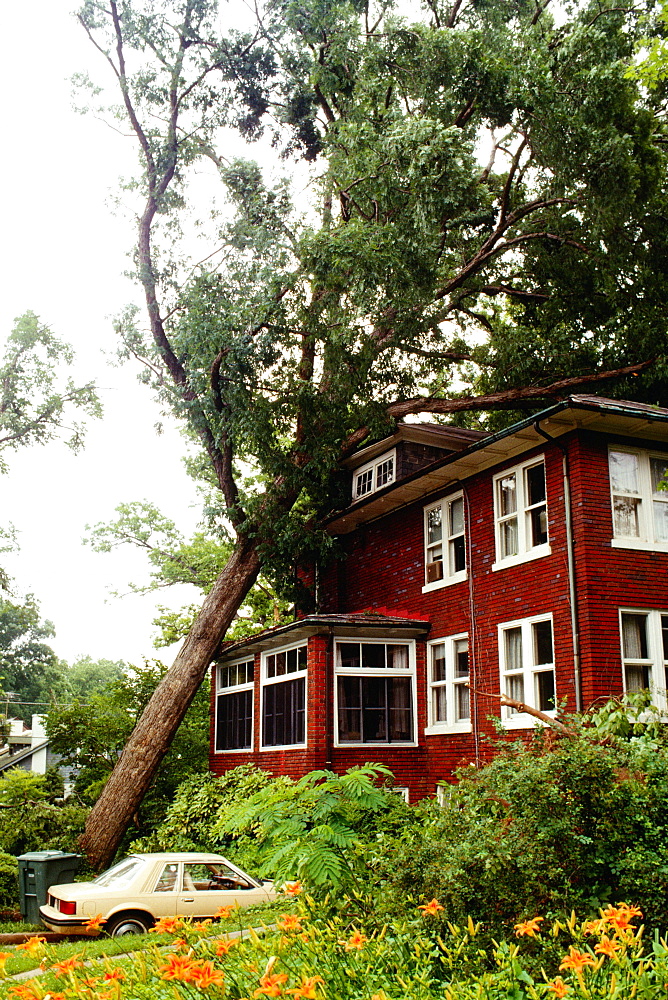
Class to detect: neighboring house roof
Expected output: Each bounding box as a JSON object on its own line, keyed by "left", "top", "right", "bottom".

{"left": 328, "top": 395, "right": 668, "bottom": 535}
{"left": 0, "top": 739, "right": 49, "bottom": 773}
{"left": 216, "top": 612, "right": 432, "bottom": 662}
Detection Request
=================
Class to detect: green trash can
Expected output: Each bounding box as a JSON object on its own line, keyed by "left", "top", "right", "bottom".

{"left": 17, "top": 851, "right": 81, "bottom": 925}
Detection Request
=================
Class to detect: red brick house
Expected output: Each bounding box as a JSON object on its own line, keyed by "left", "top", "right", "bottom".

{"left": 209, "top": 395, "right": 668, "bottom": 802}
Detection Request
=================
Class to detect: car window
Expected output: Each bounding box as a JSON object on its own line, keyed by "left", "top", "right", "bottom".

{"left": 183, "top": 862, "right": 253, "bottom": 891}
{"left": 93, "top": 857, "right": 147, "bottom": 889}
{"left": 153, "top": 863, "right": 180, "bottom": 893}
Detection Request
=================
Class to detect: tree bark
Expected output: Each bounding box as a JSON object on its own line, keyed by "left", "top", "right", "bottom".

{"left": 79, "top": 535, "right": 261, "bottom": 870}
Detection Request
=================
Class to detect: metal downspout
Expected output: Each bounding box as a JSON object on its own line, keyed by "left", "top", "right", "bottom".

{"left": 534, "top": 421, "right": 582, "bottom": 713}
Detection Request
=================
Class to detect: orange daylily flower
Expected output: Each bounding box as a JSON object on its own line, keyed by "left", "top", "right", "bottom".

{"left": 80, "top": 977, "right": 102, "bottom": 988}
{"left": 0, "top": 951, "right": 11, "bottom": 976}
{"left": 283, "top": 881, "right": 303, "bottom": 897}
{"left": 151, "top": 916, "right": 184, "bottom": 934}
{"left": 192, "top": 920, "right": 214, "bottom": 932}
{"left": 595, "top": 935, "right": 621, "bottom": 958}
{"left": 583, "top": 918, "right": 606, "bottom": 936}
{"left": 559, "top": 947, "right": 596, "bottom": 973}
{"left": 215, "top": 937, "right": 239, "bottom": 956}
{"left": 254, "top": 972, "right": 289, "bottom": 997}
{"left": 419, "top": 899, "right": 444, "bottom": 916}
{"left": 7, "top": 988, "right": 40, "bottom": 1000}
{"left": 514, "top": 916, "right": 544, "bottom": 938}
{"left": 43, "top": 994, "right": 66, "bottom": 1000}
{"left": 601, "top": 903, "right": 643, "bottom": 931}
{"left": 546, "top": 978, "right": 569, "bottom": 997}
{"left": 191, "top": 960, "right": 226, "bottom": 989}
{"left": 344, "top": 930, "right": 367, "bottom": 951}
{"left": 84, "top": 913, "right": 107, "bottom": 932}
{"left": 287, "top": 975, "right": 325, "bottom": 999}
{"left": 16, "top": 937, "right": 46, "bottom": 955}
{"left": 103, "top": 968, "right": 126, "bottom": 981}
{"left": 157, "top": 952, "right": 200, "bottom": 981}
{"left": 277, "top": 914, "right": 303, "bottom": 933}
{"left": 51, "top": 955, "right": 84, "bottom": 976}
{"left": 171, "top": 937, "right": 188, "bottom": 950}
{"left": 215, "top": 905, "right": 234, "bottom": 918}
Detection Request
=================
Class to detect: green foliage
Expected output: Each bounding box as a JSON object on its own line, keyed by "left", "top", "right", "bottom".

{"left": 0, "top": 594, "right": 66, "bottom": 722}
{"left": 379, "top": 715, "right": 668, "bottom": 937}
{"left": 45, "top": 660, "right": 210, "bottom": 838}
{"left": 0, "top": 852, "right": 18, "bottom": 911}
{"left": 0, "top": 769, "right": 87, "bottom": 856}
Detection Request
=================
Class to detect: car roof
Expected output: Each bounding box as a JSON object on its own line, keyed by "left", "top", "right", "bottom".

{"left": 127, "top": 853, "right": 230, "bottom": 863}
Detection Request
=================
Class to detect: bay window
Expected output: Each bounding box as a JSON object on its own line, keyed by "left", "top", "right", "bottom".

{"left": 335, "top": 640, "right": 415, "bottom": 745}
{"left": 261, "top": 644, "right": 307, "bottom": 748}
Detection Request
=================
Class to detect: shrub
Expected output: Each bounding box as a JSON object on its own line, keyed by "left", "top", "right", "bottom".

{"left": 0, "top": 852, "right": 18, "bottom": 910}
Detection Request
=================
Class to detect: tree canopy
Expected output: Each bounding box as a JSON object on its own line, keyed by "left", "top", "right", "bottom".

{"left": 76, "top": 0, "right": 668, "bottom": 867}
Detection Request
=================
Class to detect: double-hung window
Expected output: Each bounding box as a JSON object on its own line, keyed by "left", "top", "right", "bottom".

{"left": 493, "top": 458, "right": 549, "bottom": 569}
{"left": 335, "top": 640, "right": 415, "bottom": 745}
{"left": 215, "top": 659, "right": 254, "bottom": 752}
{"left": 261, "top": 644, "right": 307, "bottom": 748}
{"left": 499, "top": 615, "right": 555, "bottom": 726}
{"left": 619, "top": 610, "right": 668, "bottom": 709}
{"left": 423, "top": 493, "right": 466, "bottom": 591}
{"left": 426, "top": 634, "right": 470, "bottom": 732}
{"left": 352, "top": 449, "right": 396, "bottom": 500}
{"left": 609, "top": 448, "right": 668, "bottom": 550}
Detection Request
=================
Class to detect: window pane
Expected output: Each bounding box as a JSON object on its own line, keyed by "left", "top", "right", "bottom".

{"left": 530, "top": 505, "right": 548, "bottom": 546}
{"left": 500, "top": 517, "right": 518, "bottom": 558}
{"left": 455, "top": 683, "right": 470, "bottom": 721}
{"left": 504, "top": 628, "right": 523, "bottom": 671}
{"left": 526, "top": 464, "right": 546, "bottom": 505}
{"left": 533, "top": 620, "right": 553, "bottom": 666}
{"left": 450, "top": 534, "right": 466, "bottom": 574}
{"left": 362, "top": 644, "right": 386, "bottom": 669}
{"left": 625, "top": 664, "right": 650, "bottom": 692}
{"left": 653, "top": 500, "right": 668, "bottom": 542}
{"left": 622, "top": 614, "right": 648, "bottom": 659}
{"left": 298, "top": 645, "right": 307, "bottom": 670}
{"left": 338, "top": 643, "right": 360, "bottom": 669}
{"left": 613, "top": 497, "right": 640, "bottom": 537}
{"left": 275, "top": 651, "right": 286, "bottom": 676}
{"left": 449, "top": 497, "right": 464, "bottom": 536}
{"left": 387, "top": 644, "right": 408, "bottom": 669}
{"left": 266, "top": 654, "right": 276, "bottom": 678}
{"left": 610, "top": 451, "right": 639, "bottom": 492}
{"left": 498, "top": 474, "right": 517, "bottom": 516}
{"left": 454, "top": 638, "right": 469, "bottom": 678}
{"left": 388, "top": 677, "right": 412, "bottom": 741}
{"left": 376, "top": 458, "right": 394, "bottom": 488}
{"left": 427, "top": 506, "right": 442, "bottom": 544}
{"left": 535, "top": 670, "right": 555, "bottom": 711}
{"left": 356, "top": 469, "right": 373, "bottom": 497}
{"left": 433, "top": 686, "right": 447, "bottom": 722}
{"left": 662, "top": 615, "right": 668, "bottom": 660}
{"left": 507, "top": 674, "right": 524, "bottom": 704}
{"left": 154, "top": 864, "right": 179, "bottom": 893}
{"left": 338, "top": 677, "right": 361, "bottom": 742}
{"left": 262, "top": 677, "right": 305, "bottom": 746}
{"left": 650, "top": 457, "right": 668, "bottom": 494}
{"left": 216, "top": 690, "right": 253, "bottom": 751}
{"left": 431, "top": 643, "right": 446, "bottom": 682}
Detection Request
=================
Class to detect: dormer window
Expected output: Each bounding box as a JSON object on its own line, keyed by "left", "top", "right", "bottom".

{"left": 353, "top": 449, "right": 396, "bottom": 500}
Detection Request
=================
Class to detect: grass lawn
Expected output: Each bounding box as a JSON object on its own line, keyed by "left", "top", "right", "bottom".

{"left": 0, "top": 900, "right": 286, "bottom": 982}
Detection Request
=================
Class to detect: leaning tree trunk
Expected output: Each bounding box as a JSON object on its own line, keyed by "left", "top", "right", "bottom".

{"left": 79, "top": 536, "right": 261, "bottom": 870}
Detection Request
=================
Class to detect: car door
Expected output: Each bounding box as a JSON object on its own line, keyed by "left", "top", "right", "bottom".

{"left": 176, "top": 862, "right": 268, "bottom": 919}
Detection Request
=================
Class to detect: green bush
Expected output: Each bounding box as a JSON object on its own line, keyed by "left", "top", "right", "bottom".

{"left": 0, "top": 852, "right": 18, "bottom": 910}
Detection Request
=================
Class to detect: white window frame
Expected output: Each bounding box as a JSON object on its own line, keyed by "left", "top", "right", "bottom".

{"left": 352, "top": 449, "right": 396, "bottom": 500}
{"left": 422, "top": 492, "right": 467, "bottom": 593}
{"left": 260, "top": 642, "right": 307, "bottom": 750}
{"left": 334, "top": 637, "right": 417, "bottom": 747}
{"left": 609, "top": 446, "right": 668, "bottom": 552}
{"left": 492, "top": 457, "right": 550, "bottom": 571}
{"left": 425, "top": 633, "right": 471, "bottom": 734}
{"left": 498, "top": 613, "right": 556, "bottom": 729}
{"left": 619, "top": 609, "right": 668, "bottom": 711}
{"left": 214, "top": 658, "right": 254, "bottom": 754}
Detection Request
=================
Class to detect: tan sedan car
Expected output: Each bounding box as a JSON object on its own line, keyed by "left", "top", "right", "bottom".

{"left": 39, "top": 852, "right": 277, "bottom": 936}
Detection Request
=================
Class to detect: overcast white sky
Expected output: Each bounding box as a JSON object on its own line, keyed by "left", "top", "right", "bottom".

{"left": 0, "top": 0, "right": 214, "bottom": 666}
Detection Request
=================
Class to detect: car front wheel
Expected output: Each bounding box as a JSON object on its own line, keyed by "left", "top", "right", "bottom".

{"left": 106, "top": 911, "right": 153, "bottom": 936}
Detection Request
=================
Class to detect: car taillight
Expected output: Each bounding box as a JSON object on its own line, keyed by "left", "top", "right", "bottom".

{"left": 59, "top": 900, "right": 77, "bottom": 915}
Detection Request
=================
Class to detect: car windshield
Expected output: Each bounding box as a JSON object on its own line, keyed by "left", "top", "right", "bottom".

{"left": 93, "top": 857, "right": 147, "bottom": 889}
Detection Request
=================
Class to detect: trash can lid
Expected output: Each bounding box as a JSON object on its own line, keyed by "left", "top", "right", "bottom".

{"left": 17, "top": 851, "right": 81, "bottom": 861}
